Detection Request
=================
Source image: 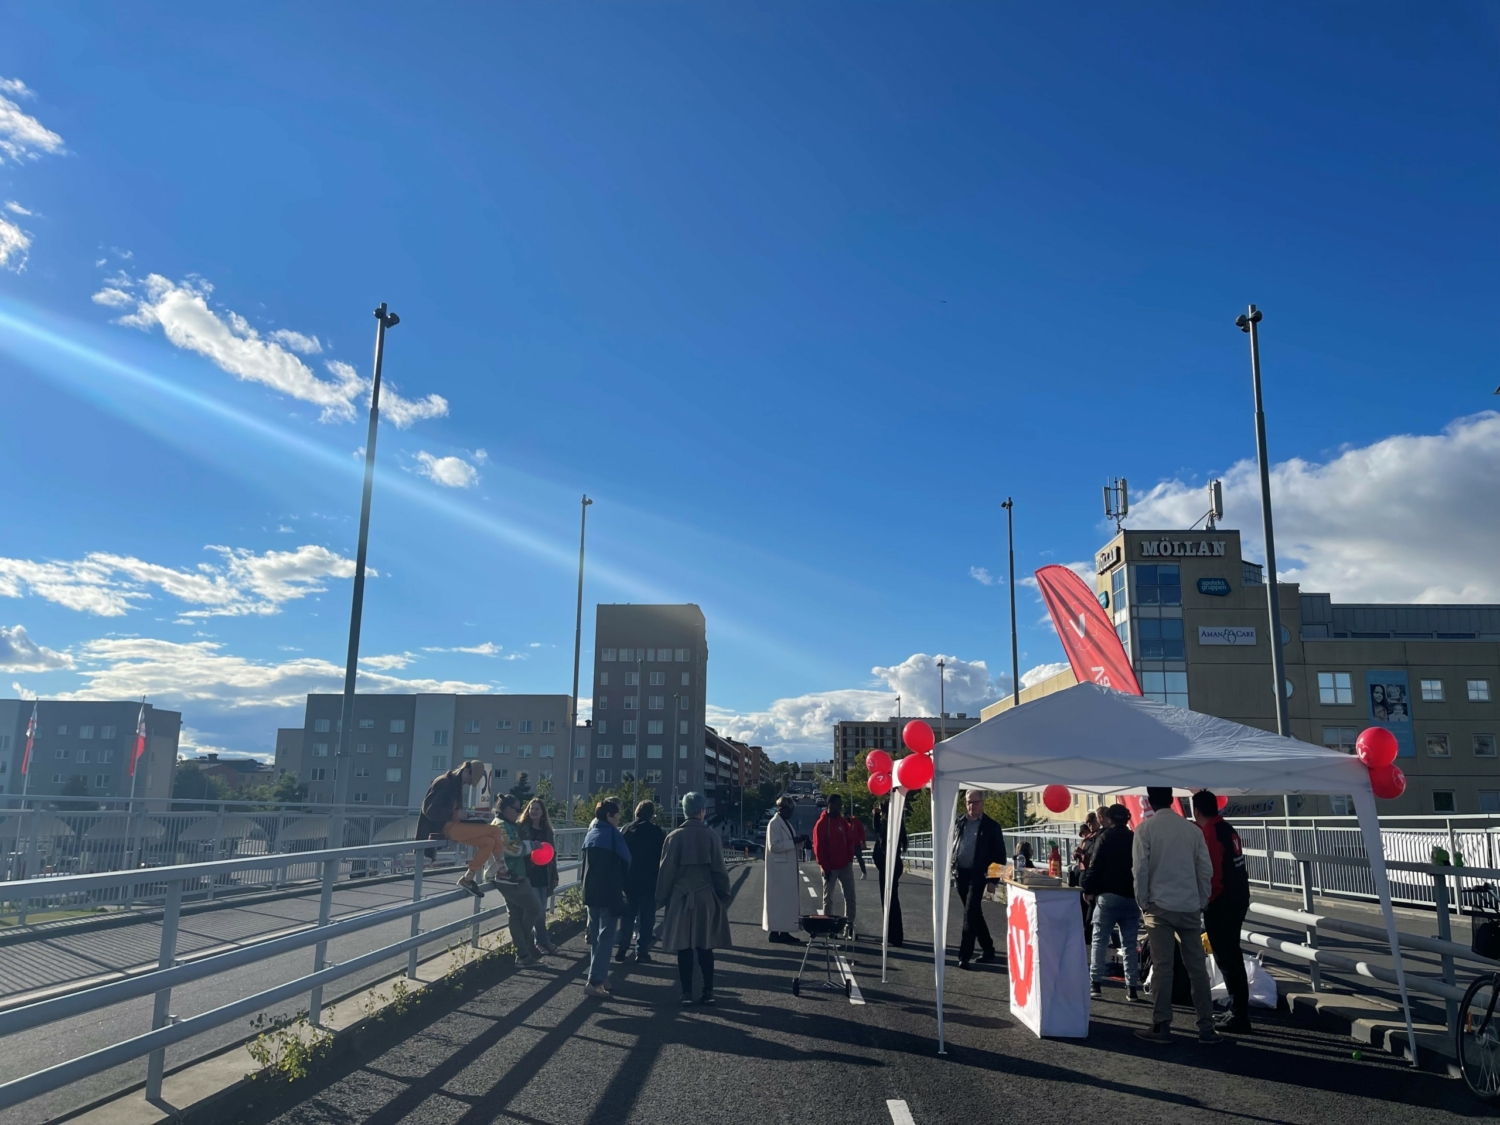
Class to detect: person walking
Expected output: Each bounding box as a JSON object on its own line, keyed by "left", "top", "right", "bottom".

{"left": 951, "top": 789, "right": 1007, "bottom": 969}
{"left": 1192, "top": 789, "right": 1253, "bottom": 1033}
{"left": 616, "top": 801, "right": 666, "bottom": 963}
{"left": 657, "top": 792, "right": 732, "bottom": 1005}
{"left": 416, "top": 761, "right": 504, "bottom": 898}
{"left": 520, "top": 798, "right": 559, "bottom": 955}
{"left": 812, "top": 794, "right": 857, "bottom": 926}
{"left": 1082, "top": 804, "right": 1140, "bottom": 1002}
{"left": 871, "top": 799, "right": 907, "bottom": 947}
{"left": 1133, "top": 787, "right": 1221, "bottom": 1045}
{"left": 581, "top": 798, "right": 631, "bottom": 998}
{"left": 763, "top": 797, "right": 803, "bottom": 944}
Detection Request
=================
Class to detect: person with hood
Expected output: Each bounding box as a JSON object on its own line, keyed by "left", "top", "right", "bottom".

{"left": 1192, "top": 789, "right": 1253, "bottom": 1033}
{"left": 812, "top": 794, "right": 857, "bottom": 925}
{"left": 657, "top": 792, "right": 732, "bottom": 1005}
{"left": 1082, "top": 803, "right": 1140, "bottom": 1001}
{"left": 415, "top": 761, "right": 498, "bottom": 897}
{"left": 581, "top": 798, "right": 631, "bottom": 998}
{"left": 763, "top": 796, "right": 803, "bottom": 944}
{"left": 616, "top": 800, "right": 666, "bottom": 963}
{"left": 871, "top": 798, "right": 908, "bottom": 946}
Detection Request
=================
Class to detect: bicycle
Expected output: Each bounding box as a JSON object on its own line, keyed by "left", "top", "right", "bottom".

{"left": 1456, "top": 883, "right": 1500, "bottom": 1100}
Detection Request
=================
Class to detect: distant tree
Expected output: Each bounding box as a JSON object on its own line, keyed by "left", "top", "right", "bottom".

{"left": 533, "top": 777, "right": 567, "bottom": 823}
{"left": 237, "top": 772, "right": 308, "bottom": 808}
{"left": 509, "top": 771, "right": 535, "bottom": 805}
{"left": 573, "top": 777, "right": 661, "bottom": 827}
{"left": 173, "top": 763, "right": 229, "bottom": 804}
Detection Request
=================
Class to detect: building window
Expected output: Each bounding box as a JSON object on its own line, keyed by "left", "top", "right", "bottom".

{"left": 359, "top": 718, "right": 374, "bottom": 729}
{"left": 101, "top": 726, "right": 116, "bottom": 738}
{"left": 540, "top": 745, "right": 555, "bottom": 758}
{"left": 463, "top": 720, "right": 480, "bottom": 734}
{"left": 463, "top": 744, "right": 478, "bottom": 757}
{"left": 647, "top": 744, "right": 663, "bottom": 759}
{"left": 618, "top": 744, "right": 634, "bottom": 759}
{"left": 1425, "top": 734, "right": 1451, "bottom": 758}
{"left": 1134, "top": 564, "right": 1181, "bottom": 607}
{"left": 495, "top": 767, "right": 510, "bottom": 780}
{"left": 384, "top": 793, "right": 397, "bottom": 806}
{"left": 621, "top": 720, "right": 637, "bottom": 735}
{"left": 386, "top": 768, "right": 403, "bottom": 782}
{"left": 519, "top": 720, "right": 533, "bottom": 734}
{"left": 1317, "top": 672, "right": 1353, "bottom": 706}
{"left": 50, "top": 773, "right": 63, "bottom": 784}
{"left": 647, "top": 720, "right": 663, "bottom": 735}
{"left": 625, "top": 672, "right": 639, "bottom": 687}
{"left": 1241, "top": 562, "right": 1263, "bottom": 587}
{"left": 574, "top": 769, "right": 586, "bottom": 784}
{"left": 575, "top": 744, "right": 587, "bottom": 758}
{"left": 388, "top": 744, "right": 404, "bottom": 757}
{"left": 1115, "top": 620, "right": 1131, "bottom": 657}
{"left": 1420, "top": 679, "right": 1444, "bottom": 702}
{"left": 649, "top": 672, "right": 665, "bottom": 687}
{"left": 1111, "top": 567, "right": 1127, "bottom": 608}
{"left": 497, "top": 719, "right": 512, "bottom": 730}
{"left": 56, "top": 726, "right": 67, "bottom": 735}
{"left": 596, "top": 768, "right": 611, "bottom": 783}
{"left": 677, "top": 672, "right": 688, "bottom": 687}
{"left": 541, "top": 720, "right": 557, "bottom": 733}
{"left": 1328, "top": 794, "right": 1354, "bottom": 815}
{"left": 52, "top": 749, "right": 69, "bottom": 760}
{"left": 1139, "top": 671, "right": 1188, "bottom": 708}
{"left": 496, "top": 744, "right": 510, "bottom": 755}
{"left": 94, "top": 774, "right": 110, "bottom": 788}
{"left": 519, "top": 745, "right": 533, "bottom": 758}
{"left": 99, "top": 748, "right": 114, "bottom": 763}
{"left": 677, "top": 769, "right": 687, "bottom": 783}
{"left": 601, "top": 648, "right": 616, "bottom": 662}
{"left": 311, "top": 768, "right": 327, "bottom": 782}
{"left": 1475, "top": 734, "right": 1497, "bottom": 758}
{"left": 431, "top": 754, "right": 448, "bottom": 769}
{"left": 314, "top": 719, "right": 331, "bottom": 733}
{"left": 1468, "top": 679, "right": 1491, "bottom": 702}
{"left": 624, "top": 696, "right": 638, "bottom": 710}
{"left": 353, "top": 792, "right": 369, "bottom": 803}
{"left": 77, "top": 749, "right": 92, "bottom": 764}
{"left": 356, "top": 743, "right": 370, "bottom": 754}
{"left": 597, "top": 696, "right": 608, "bottom": 710}
{"left": 679, "top": 720, "right": 689, "bottom": 735}
{"left": 433, "top": 729, "right": 449, "bottom": 746}
{"left": 599, "top": 672, "right": 610, "bottom": 687}
{"left": 1136, "top": 619, "right": 1184, "bottom": 661}
{"left": 1322, "top": 727, "right": 1358, "bottom": 753}
{"left": 312, "top": 743, "right": 329, "bottom": 757}
{"left": 679, "top": 696, "right": 692, "bottom": 710}
{"left": 679, "top": 744, "right": 689, "bottom": 759}
{"left": 355, "top": 766, "right": 371, "bottom": 778}
{"left": 646, "top": 769, "right": 663, "bottom": 784}
{"left": 1479, "top": 791, "right": 1500, "bottom": 813}
{"left": 596, "top": 721, "right": 608, "bottom": 735}
{"left": 540, "top": 769, "right": 553, "bottom": 781}
{"left": 676, "top": 648, "right": 689, "bottom": 662}
{"left": 596, "top": 744, "right": 614, "bottom": 759}
{"left": 648, "top": 696, "right": 664, "bottom": 710}
{"left": 1433, "top": 791, "right": 1457, "bottom": 814}
{"left": 79, "top": 725, "right": 94, "bottom": 739}
{"left": 390, "top": 720, "right": 406, "bottom": 733}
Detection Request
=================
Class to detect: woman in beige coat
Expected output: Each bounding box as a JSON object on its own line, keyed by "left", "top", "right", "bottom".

{"left": 656, "top": 791, "right": 732, "bottom": 1005}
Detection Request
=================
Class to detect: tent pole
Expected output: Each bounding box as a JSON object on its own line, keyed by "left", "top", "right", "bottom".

{"left": 930, "top": 773, "right": 959, "bottom": 1055}
{"left": 881, "top": 788, "right": 907, "bottom": 983}
{"left": 1355, "top": 793, "right": 1418, "bottom": 1065}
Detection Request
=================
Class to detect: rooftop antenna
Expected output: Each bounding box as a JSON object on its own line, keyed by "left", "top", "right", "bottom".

{"left": 1103, "top": 477, "right": 1129, "bottom": 532}
{"left": 1192, "top": 479, "right": 1225, "bottom": 530}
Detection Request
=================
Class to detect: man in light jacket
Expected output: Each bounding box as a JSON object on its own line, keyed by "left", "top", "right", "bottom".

{"left": 1132, "top": 787, "right": 1222, "bottom": 1045}
{"left": 763, "top": 797, "right": 803, "bottom": 944}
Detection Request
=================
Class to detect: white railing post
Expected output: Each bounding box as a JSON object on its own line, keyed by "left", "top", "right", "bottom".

{"left": 144, "top": 878, "right": 183, "bottom": 1101}
{"left": 1432, "top": 868, "right": 1458, "bottom": 1031}
{"left": 307, "top": 855, "right": 338, "bottom": 1026}
{"left": 1299, "top": 860, "right": 1320, "bottom": 992}
{"left": 406, "top": 864, "right": 424, "bottom": 980}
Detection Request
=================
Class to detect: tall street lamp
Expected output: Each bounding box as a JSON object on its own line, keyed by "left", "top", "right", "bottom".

{"left": 937, "top": 659, "right": 946, "bottom": 742}
{"left": 1002, "top": 498, "right": 1020, "bottom": 709}
{"left": 565, "top": 495, "right": 592, "bottom": 825}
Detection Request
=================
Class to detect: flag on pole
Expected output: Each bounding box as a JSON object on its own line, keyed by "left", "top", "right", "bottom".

{"left": 20, "top": 702, "right": 37, "bottom": 776}
{"left": 1033, "top": 564, "right": 1142, "bottom": 696}
{"left": 129, "top": 703, "right": 148, "bottom": 777}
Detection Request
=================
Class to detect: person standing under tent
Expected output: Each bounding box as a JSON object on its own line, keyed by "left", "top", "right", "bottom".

{"left": 812, "top": 794, "right": 857, "bottom": 926}
{"left": 871, "top": 799, "right": 907, "bottom": 947}
{"left": 763, "top": 797, "right": 803, "bottom": 944}
{"left": 616, "top": 800, "right": 666, "bottom": 963}
{"left": 657, "top": 792, "right": 732, "bottom": 1005}
{"left": 1082, "top": 804, "right": 1141, "bottom": 1002}
{"left": 1192, "top": 789, "right": 1253, "bottom": 1033}
{"left": 951, "top": 789, "right": 1007, "bottom": 970}
{"left": 1132, "top": 786, "right": 1222, "bottom": 1045}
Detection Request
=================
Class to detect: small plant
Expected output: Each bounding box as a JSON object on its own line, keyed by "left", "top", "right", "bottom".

{"left": 246, "top": 1011, "right": 334, "bottom": 1084}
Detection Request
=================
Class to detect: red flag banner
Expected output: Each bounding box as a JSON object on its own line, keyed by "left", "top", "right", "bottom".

{"left": 129, "top": 704, "right": 148, "bottom": 777}
{"left": 20, "top": 703, "right": 36, "bottom": 776}
{"left": 1033, "top": 564, "right": 1142, "bottom": 696}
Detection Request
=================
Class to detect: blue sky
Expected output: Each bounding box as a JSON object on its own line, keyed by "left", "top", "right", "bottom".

{"left": 1, "top": 4, "right": 1496, "bottom": 759}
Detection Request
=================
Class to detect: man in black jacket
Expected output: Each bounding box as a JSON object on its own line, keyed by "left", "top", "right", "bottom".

{"left": 1192, "top": 789, "right": 1252, "bottom": 1031}
{"left": 951, "top": 789, "right": 1007, "bottom": 969}
{"left": 1081, "top": 804, "right": 1141, "bottom": 1000}
{"left": 581, "top": 799, "right": 631, "bottom": 997}
{"left": 616, "top": 801, "right": 666, "bottom": 963}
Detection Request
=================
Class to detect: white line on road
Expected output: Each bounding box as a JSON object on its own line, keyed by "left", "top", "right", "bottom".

{"left": 807, "top": 887, "right": 817, "bottom": 898}
{"left": 887, "top": 1099, "right": 915, "bottom": 1125}
{"left": 836, "top": 955, "right": 865, "bottom": 1005}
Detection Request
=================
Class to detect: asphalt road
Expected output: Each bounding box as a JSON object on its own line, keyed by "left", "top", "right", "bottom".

{"left": 228, "top": 861, "right": 1485, "bottom": 1125}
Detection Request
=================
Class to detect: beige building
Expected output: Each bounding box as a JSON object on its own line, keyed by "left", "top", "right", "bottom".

{"left": 833, "top": 714, "right": 980, "bottom": 780}
{"left": 984, "top": 527, "right": 1499, "bottom": 817}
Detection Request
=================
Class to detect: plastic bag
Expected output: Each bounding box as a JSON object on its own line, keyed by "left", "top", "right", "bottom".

{"left": 1208, "top": 953, "right": 1278, "bottom": 1009}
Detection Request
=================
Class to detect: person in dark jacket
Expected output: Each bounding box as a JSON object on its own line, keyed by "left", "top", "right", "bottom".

{"left": 1081, "top": 804, "right": 1140, "bottom": 1000}
{"left": 1192, "top": 789, "right": 1252, "bottom": 1032}
{"left": 616, "top": 801, "right": 666, "bottom": 963}
{"left": 951, "top": 789, "right": 1007, "bottom": 969}
{"left": 415, "top": 761, "right": 501, "bottom": 897}
{"left": 581, "top": 798, "right": 631, "bottom": 998}
{"left": 871, "top": 799, "right": 908, "bottom": 946}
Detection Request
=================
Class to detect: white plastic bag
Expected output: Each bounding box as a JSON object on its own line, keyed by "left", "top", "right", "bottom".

{"left": 1208, "top": 953, "right": 1278, "bottom": 1009}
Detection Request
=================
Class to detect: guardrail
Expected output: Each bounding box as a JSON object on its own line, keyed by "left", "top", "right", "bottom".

{"left": 0, "top": 837, "right": 580, "bottom": 1115}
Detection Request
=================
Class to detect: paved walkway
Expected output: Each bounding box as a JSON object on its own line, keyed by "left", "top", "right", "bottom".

{"left": 232, "top": 862, "right": 1482, "bottom": 1125}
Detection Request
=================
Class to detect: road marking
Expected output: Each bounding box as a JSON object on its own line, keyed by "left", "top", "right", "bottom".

{"left": 836, "top": 955, "right": 865, "bottom": 1005}
{"left": 807, "top": 887, "right": 817, "bottom": 898}
{"left": 887, "top": 1100, "right": 915, "bottom": 1125}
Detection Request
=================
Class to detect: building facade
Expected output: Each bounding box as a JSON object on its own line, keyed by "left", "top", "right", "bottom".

{"left": 983, "top": 527, "right": 1500, "bottom": 817}
{"left": 833, "top": 713, "right": 981, "bottom": 779}
{"left": 297, "top": 693, "right": 572, "bottom": 807}
{"left": 580, "top": 604, "right": 709, "bottom": 811}
{"left": 274, "top": 727, "right": 304, "bottom": 780}
{"left": 0, "top": 699, "right": 179, "bottom": 801}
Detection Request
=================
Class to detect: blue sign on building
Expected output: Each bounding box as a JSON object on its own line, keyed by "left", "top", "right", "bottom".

{"left": 1365, "top": 669, "right": 1416, "bottom": 758}
{"left": 1097, "top": 590, "right": 1109, "bottom": 609}
{"left": 1197, "top": 577, "right": 1232, "bottom": 597}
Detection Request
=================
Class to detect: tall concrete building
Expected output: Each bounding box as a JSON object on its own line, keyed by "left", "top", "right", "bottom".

{"left": 983, "top": 527, "right": 1499, "bottom": 817}
{"left": 297, "top": 693, "right": 571, "bottom": 807}
{"left": 0, "top": 699, "right": 179, "bottom": 801}
{"left": 582, "top": 604, "right": 709, "bottom": 811}
{"left": 833, "top": 714, "right": 981, "bottom": 780}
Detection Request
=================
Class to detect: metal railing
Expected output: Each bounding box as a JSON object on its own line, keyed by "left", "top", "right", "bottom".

{"left": 0, "top": 836, "right": 581, "bottom": 1115}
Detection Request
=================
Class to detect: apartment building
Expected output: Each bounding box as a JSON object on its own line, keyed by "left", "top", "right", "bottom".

{"left": 833, "top": 713, "right": 980, "bottom": 780}
{"left": 0, "top": 698, "right": 179, "bottom": 801}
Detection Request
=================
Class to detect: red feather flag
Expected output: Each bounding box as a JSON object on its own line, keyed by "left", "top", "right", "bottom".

{"left": 129, "top": 704, "right": 148, "bottom": 777}
{"left": 1033, "top": 565, "right": 1141, "bottom": 696}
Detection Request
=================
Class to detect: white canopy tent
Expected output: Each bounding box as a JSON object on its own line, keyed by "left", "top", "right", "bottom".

{"left": 880, "top": 683, "right": 1416, "bottom": 1057}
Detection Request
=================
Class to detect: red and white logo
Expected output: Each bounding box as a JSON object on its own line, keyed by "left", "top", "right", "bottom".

{"left": 1007, "top": 894, "right": 1034, "bottom": 1009}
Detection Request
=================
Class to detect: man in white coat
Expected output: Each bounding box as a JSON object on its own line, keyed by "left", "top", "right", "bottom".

{"left": 763, "top": 797, "right": 803, "bottom": 944}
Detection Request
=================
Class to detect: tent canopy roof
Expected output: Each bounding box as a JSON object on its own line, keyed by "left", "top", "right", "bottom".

{"left": 935, "top": 683, "right": 1372, "bottom": 797}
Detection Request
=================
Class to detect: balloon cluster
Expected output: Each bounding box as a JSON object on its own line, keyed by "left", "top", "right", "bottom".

{"left": 866, "top": 720, "right": 936, "bottom": 796}
{"left": 1355, "top": 728, "right": 1405, "bottom": 800}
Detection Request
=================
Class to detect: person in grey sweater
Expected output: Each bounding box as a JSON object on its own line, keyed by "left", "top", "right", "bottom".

{"left": 1131, "top": 787, "right": 1222, "bottom": 1045}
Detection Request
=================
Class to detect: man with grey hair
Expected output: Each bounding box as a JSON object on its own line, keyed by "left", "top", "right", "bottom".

{"left": 657, "top": 793, "right": 732, "bottom": 1005}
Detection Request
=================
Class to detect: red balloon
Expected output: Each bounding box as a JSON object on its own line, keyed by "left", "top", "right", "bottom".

{"left": 867, "top": 772, "right": 893, "bottom": 797}
{"left": 894, "top": 753, "right": 934, "bottom": 790}
{"left": 903, "top": 720, "right": 935, "bottom": 755}
{"left": 1042, "top": 785, "right": 1071, "bottom": 814}
{"left": 529, "top": 842, "right": 555, "bottom": 866}
{"left": 1369, "top": 763, "right": 1406, "bottom": 800}
{"left": 1217, "top": 794, "right": 1229, "bottom": 811}
{"left": 1356, "top": 727, "right": 1399, "bottom": 769}
{"left": 865, "top": 750, "right": 893, "bottom": 775}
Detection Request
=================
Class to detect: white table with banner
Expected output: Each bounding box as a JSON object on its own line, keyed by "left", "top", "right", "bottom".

{"left": 1004, "top": 876, "right": 1090, "bottom": 1038}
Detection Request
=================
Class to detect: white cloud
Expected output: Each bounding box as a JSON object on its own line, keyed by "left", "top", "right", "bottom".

{"left": 415, "top": 451, "right": 479, "bottom": 489}
{"left": 360, "top": 652, "right": 417, "bottom": 670}
{"left": 12, "top": 681, "right": 36, "bottom": 700}
{"left": 0, "top": 77, "right": 64, "bottom": 163}
{"left": 0, "top": 214, "right": 30, "bottom": 272}
{"left": 1128, "top": 412, "right": 1500, "bottom": 603}
{"left": 91, "top": 287, "right": 133, "bottom": 308}
{"left": 472, "top": 449, "right": 490, "bottom": 465}
{"left": 969, "top": 566, "right": 997, "bottom": 586}
{"left": 0, "top": 625, "right": 73, "bottom": 671}
{"left": 383, "top": 387, "right": 449, "bottom": 429}
{"left": 1021, "top": 661, "right": 1071, "bottom": 689}
{"left": 268, "top": 329, "right": 323, "bottom": 355}
{"left": 4, "top": 200, "right": 31, "bottom": 215}
{"left": 422, "top": 642, "right": 501, "bottom": 656}
{"left": 0, "top": 543, "right": 360, "bottom": 618}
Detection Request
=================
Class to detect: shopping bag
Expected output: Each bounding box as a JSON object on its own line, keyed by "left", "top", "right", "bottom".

{"left": 1247, "top": 955, "right": 1278, "bottom": 1009}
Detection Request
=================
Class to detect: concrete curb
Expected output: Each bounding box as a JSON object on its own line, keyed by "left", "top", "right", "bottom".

{"left": 1269, "top": 968, "right": 1458, "bottom": 1076}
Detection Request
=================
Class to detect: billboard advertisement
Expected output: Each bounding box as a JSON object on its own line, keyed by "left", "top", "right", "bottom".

{"left": 1365, "top": 669, "right": 1415, "bottom": 758}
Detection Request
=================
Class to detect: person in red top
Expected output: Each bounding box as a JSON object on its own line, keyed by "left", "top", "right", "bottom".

{"left": 1191, "top": 790, "right": 1252, "bottom": 1033}
{"left": 812, "top": 794, "right": 857, "bottom": 926}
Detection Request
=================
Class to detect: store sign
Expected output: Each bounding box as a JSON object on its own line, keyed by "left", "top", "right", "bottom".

{"left": 1197, "top": 577, "right": 1231, "bottom": 597}
{"left": 1096, "top": 590, "right": 1109, "bottom": 609}
{"left": 1198, "top": 626, "right": 1257, "bottom": 646}
{"left": 1139, "top": 539, "right": 1226, "bottom": 559}
{"left": 1095, "top": 544, "right": 1123, "bottom": 574}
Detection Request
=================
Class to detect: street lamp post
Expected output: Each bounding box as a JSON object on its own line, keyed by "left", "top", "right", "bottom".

{"left": 1002, "top": 498, "right": 1019, "bottom": 708}
{"left": 565, "top": 495, "right": 592, "bottom": 825}
{"left": 672, "top": 692, "right": 681, "bottom": 827}
{"left": 937, "top": 659, "right": 946, "bottom": 742}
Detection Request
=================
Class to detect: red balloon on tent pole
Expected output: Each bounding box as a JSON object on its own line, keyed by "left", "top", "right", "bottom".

{"left": 867, "top": 772, "right": 893, "bottom": 797}
{"left": 1369, "top": 763, "right": 1406, "bottom": 800}
{"left": 865, "top": 750, "right": 893, "bottom": 775}
{"left": 903, "top": 721, "right": 935, "bottom": 755}
{"left": 894, "top": 753, "right": 934, "bottom": 790}
{"left": 1355, "top": 727, "right": 1398, "bottom": 769}
{"left": 1042, "top": 785, "right": 1070, "bottom": 814}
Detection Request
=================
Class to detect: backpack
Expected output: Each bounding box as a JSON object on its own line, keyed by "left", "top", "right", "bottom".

{"left": 1473, "top": 919, "right": 1500, "bottom": 962}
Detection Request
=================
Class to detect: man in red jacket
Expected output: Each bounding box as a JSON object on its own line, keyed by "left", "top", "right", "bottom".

{"left": 812, "top": 794, "right": 857, "bottom": 926}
